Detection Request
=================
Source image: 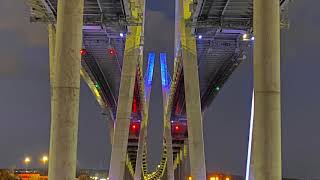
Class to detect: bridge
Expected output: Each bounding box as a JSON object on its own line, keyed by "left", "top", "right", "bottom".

{"left": 26, "top": 0, "right": 289, "bottom": 179}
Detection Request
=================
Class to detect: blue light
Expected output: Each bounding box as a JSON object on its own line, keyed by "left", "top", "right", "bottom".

{"left": 198, "top": 35, "right": 203, "bottom": 39}
{"left": 145, "top": 52, "right": 155, "bottom": 86}
{"left": 160, "top": 53, "right": 170, "bottom": 87}
{"left": 120, "top": 33, "right": 124, "bottom": 37}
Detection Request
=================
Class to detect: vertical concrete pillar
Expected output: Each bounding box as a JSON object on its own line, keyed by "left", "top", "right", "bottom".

{"left": 108, "top": 26, "right": 141, "bottom": 180}
{"left": 48, "top": 0, "right": 84, "bottom": 180}
{"left": 253, "top": 0, "right": 281, "bottom": 179}
{"left": 181, "top": 44, "right": 206, "bottom": 179}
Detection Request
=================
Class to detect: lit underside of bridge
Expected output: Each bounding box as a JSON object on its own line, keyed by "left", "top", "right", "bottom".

{"left": 27, "top": 0, "right": 289, "bottom": 179}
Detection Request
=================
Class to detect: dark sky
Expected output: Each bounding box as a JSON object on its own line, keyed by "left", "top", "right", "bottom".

{"left": 0, "top": 0, "right": 320, "bottom": 179}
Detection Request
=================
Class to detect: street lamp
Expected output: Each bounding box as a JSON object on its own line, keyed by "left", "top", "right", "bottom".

{"left": 41, "top": 155, "right": 48, "bottom": 175}
{"left": 24, "top": 157, "right": 31, "bottom": 172}
{"left": 41, "top": 156, "right": 48, "bottom": 165}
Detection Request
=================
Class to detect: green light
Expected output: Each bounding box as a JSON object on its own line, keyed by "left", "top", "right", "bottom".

{"left": 95, "top": 84, "right": 100, "bottom": 89}
{"left": 215, "top": 86, "right": 220, "bottom": 91}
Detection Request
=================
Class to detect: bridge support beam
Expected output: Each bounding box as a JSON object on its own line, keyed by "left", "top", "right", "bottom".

{"left": 181, "top": 47, "right": 206, "bottom": 179}
{"left": 252, "top": 0, "right": 281, "bottom": 179}
{"left": 109, "top": 26, "right": 141, "bottom": 180}
{"left": 176, "top": 0, "right": 207, "bottom": 178}
{"left": 48, "top": 1, "right": 84, "bottom": 180}
{"left": 134, "top": 53, "right": 153, "bottom": 180}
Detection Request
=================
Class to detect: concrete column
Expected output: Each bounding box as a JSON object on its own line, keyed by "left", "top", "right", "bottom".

{"left": 253, "top": 0, "right": 281, "bottom": 179}
{"left": 48, "top": 0, "right": 84, "bottom": 180}
{"left": 182, "top": 47, "right": 206, "bottom": 179}
{"left": 108, "top": 26, "right": 141, "bottom": 180}
{"left": 176, "top": 0, "right": 206, "bottom": 178}
{"left": 48, "top": 24, "right": 55, "bottom": 158}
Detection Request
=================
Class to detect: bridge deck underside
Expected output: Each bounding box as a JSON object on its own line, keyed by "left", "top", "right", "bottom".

{"left": 194, "top": 0, "right": 288, "bottom": 30}
{"left": 170, "top": 0, "right": 289, "bottom": 120}
{"left": 28, "top": 0, "right": 127, "bottom": 31}
{"left": 171, "top": 32, "right": 248, "bottom": 120}
{"left": 82, "top": 29, "right": 125, "bottom": 112}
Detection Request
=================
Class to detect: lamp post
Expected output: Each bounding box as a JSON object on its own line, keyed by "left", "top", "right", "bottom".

{"left": 24, "top": 157, "right": 31, "bottom": 172}
{"left": 41, "top": 156, "right": 48, "bottom": 175}
{"left": 41, "top": 156, "right": 48, "bottom": 165}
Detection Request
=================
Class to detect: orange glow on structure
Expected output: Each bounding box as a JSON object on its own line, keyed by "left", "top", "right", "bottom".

{"left": 208, "top": 173, "right": 231, "bottom": 180}
{"left": 17, "top": 173, "right": 48, "bottom": 180}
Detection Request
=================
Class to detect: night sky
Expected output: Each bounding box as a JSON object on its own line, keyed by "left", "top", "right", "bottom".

{"left": 0, "top": 0, "right": 320, "bottom": 179}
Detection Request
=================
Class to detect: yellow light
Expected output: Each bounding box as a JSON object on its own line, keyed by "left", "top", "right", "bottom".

{"left": 42, "top": 156, "right": 48, "bottom": 164}
{"left": 242, "top": 33, "right": 248, "bottom": 39}
{"left": 24, "top": 157, "right": 31, "bottom": 164}
{"left": 188, "top": 176, "right": 192, "bottom": 180}
{"left": 226, "top": 177, "right": 230, "bottom": 180}
{"left": 210, "top": 177, "right": 215, "bottom": 180}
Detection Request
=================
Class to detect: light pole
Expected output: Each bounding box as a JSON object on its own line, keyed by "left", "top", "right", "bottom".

{"left": 41, "top": 156, "right": 48, "bottom": 175}
{"left": 24, "top": 157, "right": 31, "bottom": 172}
{"left": 41, "top": 156, "right": 48, "bottom": 165}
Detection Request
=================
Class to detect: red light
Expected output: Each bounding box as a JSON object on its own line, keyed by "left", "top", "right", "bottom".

{"left": 80, "top": 48, "right": 87, "bottom": 55}
{"left": 132, "top": 98, "right": 137, "bottom": 113}
{"left": 175, "top": 125, "right": 180, "bottom": 131}
{"left": 108, "top": 48, "right": 117, "bottom": 57}
{"left": 130, "top": 123, "right": 140, "bottom": 135}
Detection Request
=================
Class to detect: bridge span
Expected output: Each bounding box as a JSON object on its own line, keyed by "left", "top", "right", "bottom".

{"left": 26, "top": 0, "right": 289, "bottom": 179}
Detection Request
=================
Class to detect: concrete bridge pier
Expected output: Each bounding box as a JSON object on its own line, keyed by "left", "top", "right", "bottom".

{"left": 108, "top": 26, "right": 141, "bottom": 180}
{"left": 252, "top": 0, "right": 282, "bottom": 179}
{"left": 47, "top": 0, "right": 84, "bottom": 180}
{"left": 175, "top": 0, "right": 207, "bottom": 178}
